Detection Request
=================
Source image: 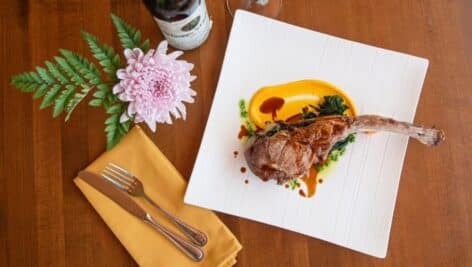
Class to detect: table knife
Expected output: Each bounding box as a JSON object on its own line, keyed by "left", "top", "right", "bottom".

{"left": 78, "top": 170, "right": 204, "bottom": 262}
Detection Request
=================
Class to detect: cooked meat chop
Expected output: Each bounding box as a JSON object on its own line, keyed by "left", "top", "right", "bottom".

{"left": 244, "top": 115, "right": 445, "bottom": 184}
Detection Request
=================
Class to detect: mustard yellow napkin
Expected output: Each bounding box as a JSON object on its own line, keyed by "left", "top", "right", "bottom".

{"left": 74, "top": 126, "right": 242, "bottom": 267}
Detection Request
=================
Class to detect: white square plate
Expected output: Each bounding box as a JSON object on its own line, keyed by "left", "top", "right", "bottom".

{"left": 184, "top": 10, "right": 428, "bottom": 258}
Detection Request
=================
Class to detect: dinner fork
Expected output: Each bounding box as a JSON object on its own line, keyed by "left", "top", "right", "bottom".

{"left": 101, "top": 163, "right": 208, "bottom": 247}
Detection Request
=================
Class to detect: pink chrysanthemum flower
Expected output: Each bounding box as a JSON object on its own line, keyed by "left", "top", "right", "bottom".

{"left": 113, "top": 41, "right": 196, "bottom": 132}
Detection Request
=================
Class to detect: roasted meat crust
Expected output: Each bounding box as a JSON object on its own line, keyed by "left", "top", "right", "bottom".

{"left": 245, "top": 115, "right": 444, "bottom": 184}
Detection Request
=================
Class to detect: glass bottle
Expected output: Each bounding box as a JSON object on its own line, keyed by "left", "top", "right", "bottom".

{"left": 143, "top": 0, "right": 213, "bottom": 50}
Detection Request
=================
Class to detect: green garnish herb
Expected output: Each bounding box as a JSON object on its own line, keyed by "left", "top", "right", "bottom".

{"left": 317, "top": 95, "right": 349, "bottom": 116}
{"left": 301, "top": 95, "right": 349, "bottom": 119}
{"left": 316, "top": 133, "right": 356, "bottom": 171}
{"left": 316, "top": 148, "right": 345, "bottom": 172}
{"left": 239, "top": 99, "right": 249, "bottom": 118}
{"left": 287, "top": 179, "right": 300, "bottom": 190}
{"left": 331, "top": 133, "right": 355, "bottom": 152}
{"left": 239, "top": 99, "right": 256, "bottom": 137}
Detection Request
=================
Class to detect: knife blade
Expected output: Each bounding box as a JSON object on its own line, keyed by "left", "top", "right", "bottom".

{"left": 77, "top": 170, "right": 204, "bottom": 261}
{"left": 78, "top": 170, "right": 146, "bottom": 218}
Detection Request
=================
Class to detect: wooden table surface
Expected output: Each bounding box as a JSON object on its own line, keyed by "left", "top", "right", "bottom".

{"left": 1, "top": 0, "right": 471, "bottom": 266}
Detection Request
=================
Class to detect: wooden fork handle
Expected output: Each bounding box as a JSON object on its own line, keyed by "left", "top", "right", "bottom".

{"left": 144, "top": 195, "right": 208, "bottom": 246}
{"left": 144, "top": 214, "right": 204, "bottom": 262}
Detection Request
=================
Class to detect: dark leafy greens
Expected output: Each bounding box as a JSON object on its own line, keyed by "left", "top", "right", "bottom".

{"left": 331, "top": 132, "right": 355, "bottom": 152}
{"left": 301, "top": 95, "right": 349, "bottom": 119}
{"left": 316, "top": 133, "right": 355, "bottom": 171}
{"left": 317, "top": 96, "right": 354, "bottom": 169}
{"left": 317, "top": 95, "right": 349, "bottom": 116}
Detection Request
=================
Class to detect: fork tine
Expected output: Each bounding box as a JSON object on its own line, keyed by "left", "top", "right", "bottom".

{"left": 109, "top": 163, "right": 133, "bottom": 177}
{"left": 101, "top": 173, "right": 127, "bottom": 191}
{"left": 102, "top": 168, "right": 132, "bottom": 186}
{"left": 105, "top": 165, "right": 134, "bottom": 183}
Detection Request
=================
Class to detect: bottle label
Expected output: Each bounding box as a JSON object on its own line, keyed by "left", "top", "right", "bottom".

{"left": 154, "top": 1, "right": 213, "bottom": 50}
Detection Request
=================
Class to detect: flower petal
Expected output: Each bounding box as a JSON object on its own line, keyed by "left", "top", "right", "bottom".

{"left": 157, "top": 41, "right": 168, "bottom": 55}
{"left": 133, "top": 48, "right": 143, "bottom": 59}
{"left": 164, "top": 113, "right": 172, "bottom": 124}
{"left": 169, "top": 107, "right": 181, "bottom": 119}
{"left": 127, "top": 103, "right": 136, "bottom": 115}
{"left": 119, "top": 112, "right": 129, "bottom": 123}
{"left": 133, "top": 113, "right": 144, "bottom": 123}
{"left": 116, "top": 69, "right": 127, "bottom": 80}
{"left": 168, "top": 51, "right": 183, "bottom": 60}
{"left": 123, "top": 48, "right": 134, "bottom": 59}
{"left": 145, "top": 118, "right": 157, "bottom": 132}
{"left": 188, "top": 88, "right": 197, "bottom": 96}
{"left": 113, "top": 84, "right": 123, "bottom": 94}
{"left": 124, "top": 48, "right": 143, "bottom": 63}
{"left": 177, "top": 102, "right": 187, "bottom": 120}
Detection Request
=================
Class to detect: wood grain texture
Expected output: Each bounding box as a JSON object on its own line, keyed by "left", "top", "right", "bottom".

{"left": 1, "top": 0, "right": 470, "bottom": 266}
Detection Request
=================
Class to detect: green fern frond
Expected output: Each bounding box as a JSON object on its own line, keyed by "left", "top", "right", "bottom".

{"left": 11, "top": 72, "right": 42, "bottom": 92}
{"left": 11, "top": 50, "right": 98, "bottom": 120}
{"left": 53, "top": 84, "right": 76, "bottom": 117}
{"left": 40, "top": 84, "right": 62, "bottom": 109}
{"left": 54, "top": 56, "right": 86, "bottom": 86}
{"left": 11, "top": 69, "right": 64, "bottom": 108}
{"left": 104, "top": 102, "right": 130, "bottom": 150}
{"left": 36, "top": 67, "right": 56, "bottom": 84}
{"left": 81, "top": 31, "right": 122, "bottom": 76}
{"left": 59, "top": 49, "right": 101, "bottom": 83}
{"left": 58, "top": 49, "right": 102, "bottom": 121}
{"left": 45, "top": 61, "right": 68, "bottom": 84}
{"left": 64, "top": 86, "right": 94, "bottom": 121}
{"left": 82, "top": 31, "right": 122, "bottom": 111}
{"left": 111, "top": 13, "right": 150, "bottom": 51}
{"left": 33, "top": 84, "right": 49, "bottom": 99}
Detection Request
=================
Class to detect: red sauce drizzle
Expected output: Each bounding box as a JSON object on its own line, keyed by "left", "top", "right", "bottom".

{"left": 238, "top": 125, "right": 249, "bottom": 139}
{"left": 285, "top": 184, "right": 289, "bottom": 188}
{"left": 259, "top": 97, "right": 285, "bottom": 120}
{"left": 285, "top": 113, "right": 303, "bottom": 123}
{"left": 240, "top": 167, "right": 247, "bottom": 173}
{"left": 299, "top": 189, "right": 306, "bottom": 197}
{"left": 233, "top": 151, "right": 239, "bottom": 158}
{"left": 318, "top": 179, "right": 323, "bottom": 184}
{"left": 244, "top": 179, "right": 249, "bottom": 184}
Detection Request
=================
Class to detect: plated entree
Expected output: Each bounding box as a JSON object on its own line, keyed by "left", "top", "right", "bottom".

{"left": 238, "top": 80, "right": 445, "bottom": 197}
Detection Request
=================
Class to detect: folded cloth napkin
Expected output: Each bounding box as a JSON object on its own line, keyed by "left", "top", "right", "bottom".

{"left": 74, "top": 126, "right": 242, "bottom": 267}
